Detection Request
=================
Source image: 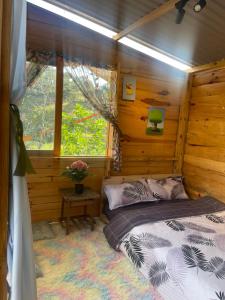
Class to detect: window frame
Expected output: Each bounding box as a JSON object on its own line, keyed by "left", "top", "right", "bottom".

{"left": 24, "top": 56, "right": 112, "bottom": 158}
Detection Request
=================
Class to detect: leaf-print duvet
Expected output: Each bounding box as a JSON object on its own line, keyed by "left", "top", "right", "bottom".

{"left": 120, "top": 211, "right": 225, "bottom": 300}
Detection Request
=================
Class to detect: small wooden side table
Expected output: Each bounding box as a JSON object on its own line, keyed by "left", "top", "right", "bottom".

{"left": 59, "top": 188, "right": 100, "bottom": 234}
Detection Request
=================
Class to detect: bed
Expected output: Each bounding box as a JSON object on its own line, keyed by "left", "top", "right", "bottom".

{"left": 103, "top": 174, "right": 225, "bottom": 300}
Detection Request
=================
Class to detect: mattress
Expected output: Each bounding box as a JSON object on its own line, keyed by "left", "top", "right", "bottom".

{"left": 103, "top": 196, "right": 225, "bottom": 300}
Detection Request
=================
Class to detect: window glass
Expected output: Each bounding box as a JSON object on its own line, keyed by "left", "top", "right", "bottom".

{"left": 61, "top": 70, "right": 108, "bottom": 156}
{"left": 20, "top": 65, "right": 56, "bottom": 150}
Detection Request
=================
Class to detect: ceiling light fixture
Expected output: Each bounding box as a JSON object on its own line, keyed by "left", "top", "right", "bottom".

{"left": 175, "top": 0, "right": 190, "bottom": 24}
{"left": 193, "top": 0, "right": 207, "bottom": 12}
{"left": 175, "top": 8, "right": 186, "bottom": 24}
{"left": 175, "top": 0, "right": 190, "bottom": 11}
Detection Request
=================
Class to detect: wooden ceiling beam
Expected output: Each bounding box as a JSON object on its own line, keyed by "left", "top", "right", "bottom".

{"left": 113, "top": 0, "right": 178, "bottom": 41}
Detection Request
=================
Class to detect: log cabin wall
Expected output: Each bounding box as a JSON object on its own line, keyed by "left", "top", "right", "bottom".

{"left": 183, "top": 66, "right": 225, "bottom": 203}
{"left": 28, "top": 157, "right": 108, "bottom": 222}
{"left": 117, "top": 56, "right": 186, "bottom": 175}
{"left": 28, "top": 54, "right": 186, "bottom": 222}
{"left": 26, "top": 4, "right": 187, "bottom": 222}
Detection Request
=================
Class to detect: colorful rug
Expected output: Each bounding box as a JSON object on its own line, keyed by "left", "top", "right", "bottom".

{"left": 33, "top": 221, "right": 55, "bottom": 241}
{"left": 34, "top": 219, "right": 162, "bottom": 300}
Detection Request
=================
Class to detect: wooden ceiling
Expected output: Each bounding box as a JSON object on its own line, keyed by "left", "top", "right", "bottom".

{"left": 27, "top": 4, "right": 117, "bottom": 67}
{"left": 27, "top": 3, "right": 185, "bottom": 78}
{"left": 45, "top": 0, "right": 225, "bottom": 66}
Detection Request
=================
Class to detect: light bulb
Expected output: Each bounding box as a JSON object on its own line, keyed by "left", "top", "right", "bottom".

{"left": 194, "top": 4, "right": 201, "bottom": 12}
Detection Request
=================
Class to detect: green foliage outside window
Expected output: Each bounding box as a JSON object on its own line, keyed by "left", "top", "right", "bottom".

{"left": 20, "top": 66, "right": 108, "bottom": 156}
{"left": 20, "top": 66, "right": 56, "bottom": 150}
{"left": 61, "top": 72, "right": 107, "bottom": 156}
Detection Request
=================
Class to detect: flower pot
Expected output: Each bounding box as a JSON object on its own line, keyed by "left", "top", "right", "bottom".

{"left": 75, "top": 183, "right": 84, "bottom": 194}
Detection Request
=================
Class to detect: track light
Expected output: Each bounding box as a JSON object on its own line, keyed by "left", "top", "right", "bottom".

{"left": 176, "top": 8, "right": 185, "bottom": 24}
{"left": 193, "top": 0, "right": 207, "bottom": 12}
{"left": 175, "top": 0, "right": 190, "bottom": 10}
{"left": 175, "top": 0, "right": 189, "bottom": 24}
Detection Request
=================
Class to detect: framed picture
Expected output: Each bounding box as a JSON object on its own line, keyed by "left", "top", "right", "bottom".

{"left": 146, "top": 107, "right": 165, "bottom": 135}
{"left": 122, "top": 76, "right": 136, "bottom": 101}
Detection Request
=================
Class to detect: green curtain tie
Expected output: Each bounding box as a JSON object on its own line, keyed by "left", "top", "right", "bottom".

{"left": 10, "top": 104, "right": 35, "bottom": 176}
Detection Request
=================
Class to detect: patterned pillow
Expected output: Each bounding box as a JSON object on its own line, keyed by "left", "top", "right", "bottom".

{"left": 104, "top": 180, "right": 158, "bottom": 210}
{"left": 147, "top": 176, "right": 188, "bottom": 200}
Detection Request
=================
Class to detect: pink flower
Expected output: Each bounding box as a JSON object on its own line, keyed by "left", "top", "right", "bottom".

{"left": 70, "top": 160, "right": 88, "bottom": 171}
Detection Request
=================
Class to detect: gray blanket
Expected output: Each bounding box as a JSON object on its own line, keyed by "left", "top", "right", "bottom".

{"left": 103, "top": 197, "right": 225, "bottom": 250}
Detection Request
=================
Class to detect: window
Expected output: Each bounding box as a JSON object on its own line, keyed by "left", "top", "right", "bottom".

{"left": 61, "top": 70, "right": 108, "bottom": 156}
{"left": 20, "top": 62, "right": 109, "bottom": 156}
{"left": 20, "top": 65, "right": 56, "bottom": 150}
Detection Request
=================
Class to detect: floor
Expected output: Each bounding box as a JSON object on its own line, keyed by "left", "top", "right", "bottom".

{"left": 34, "top": 219, "right": 162, "bottom": 300}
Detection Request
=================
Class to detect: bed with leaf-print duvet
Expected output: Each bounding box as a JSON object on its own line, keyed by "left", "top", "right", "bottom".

{"left": 104, "top": 196, "right": 225, "bottom": 300}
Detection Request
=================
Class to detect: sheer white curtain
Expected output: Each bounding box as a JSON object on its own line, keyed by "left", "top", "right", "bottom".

{"left": 7, "top": 0, "right": 37, "bottom": 299}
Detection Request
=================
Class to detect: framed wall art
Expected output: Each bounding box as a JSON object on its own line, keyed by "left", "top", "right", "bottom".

{"left": 122, "top": 75, "right": 136, "bottom": 101}
{"left": 146, "top": 107, "right": 165, "bottom": 135}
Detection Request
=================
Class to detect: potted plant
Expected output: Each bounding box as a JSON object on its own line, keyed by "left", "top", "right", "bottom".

{"left": 62, "top": 160, "right": 88, "bottom": 194}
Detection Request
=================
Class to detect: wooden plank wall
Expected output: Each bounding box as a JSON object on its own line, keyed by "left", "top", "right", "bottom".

{"left": 183, "top": 66, "right": 225, "bottom": 202}
{"left": 28, "top": 157, "right": 108, "bottom": 222}
{"left": 117, "top": 58, "right": 185, "bottom": 175}
{"left": 26, "top": 3, "right": 187, "bottom": 222}
{"left": 28, "top": 53, "right": 186, "bottom": 222}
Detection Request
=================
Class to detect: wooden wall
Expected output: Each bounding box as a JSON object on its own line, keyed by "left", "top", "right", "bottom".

{"left": 183, "top": 66, "right": 225, "bottom": 203}
{"left": 28, "top": 54, "right": 186, "bottom": 222}
{"left": 28, "top": 157, "right": 108, "bottom": 222}
{"left": 26, "top": 4, "right": 187, "bottom": 222}
{"left": 117, "top": 59, "right": 185, "bottom": 175}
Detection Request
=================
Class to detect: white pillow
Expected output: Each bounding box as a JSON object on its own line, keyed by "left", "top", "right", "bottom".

{"left": 147, "top": 176, "right": 188, "bottom": 200}
{"left": 104, "top": 180, "right": 157, "bottom": 210}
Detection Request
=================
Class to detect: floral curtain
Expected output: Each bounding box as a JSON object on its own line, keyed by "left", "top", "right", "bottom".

{"left": 26, "top": 49, "right": 54, "bottom": 87}
{"left": 65, "top": 61, "right": 122, "bottom": 171}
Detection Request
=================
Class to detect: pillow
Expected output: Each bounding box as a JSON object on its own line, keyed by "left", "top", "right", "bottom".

{"left": 147, "top": 176, "right": 188, "bottom": 200}
{"left": 104, "top": 179, "right": 158, "bottom": 210}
